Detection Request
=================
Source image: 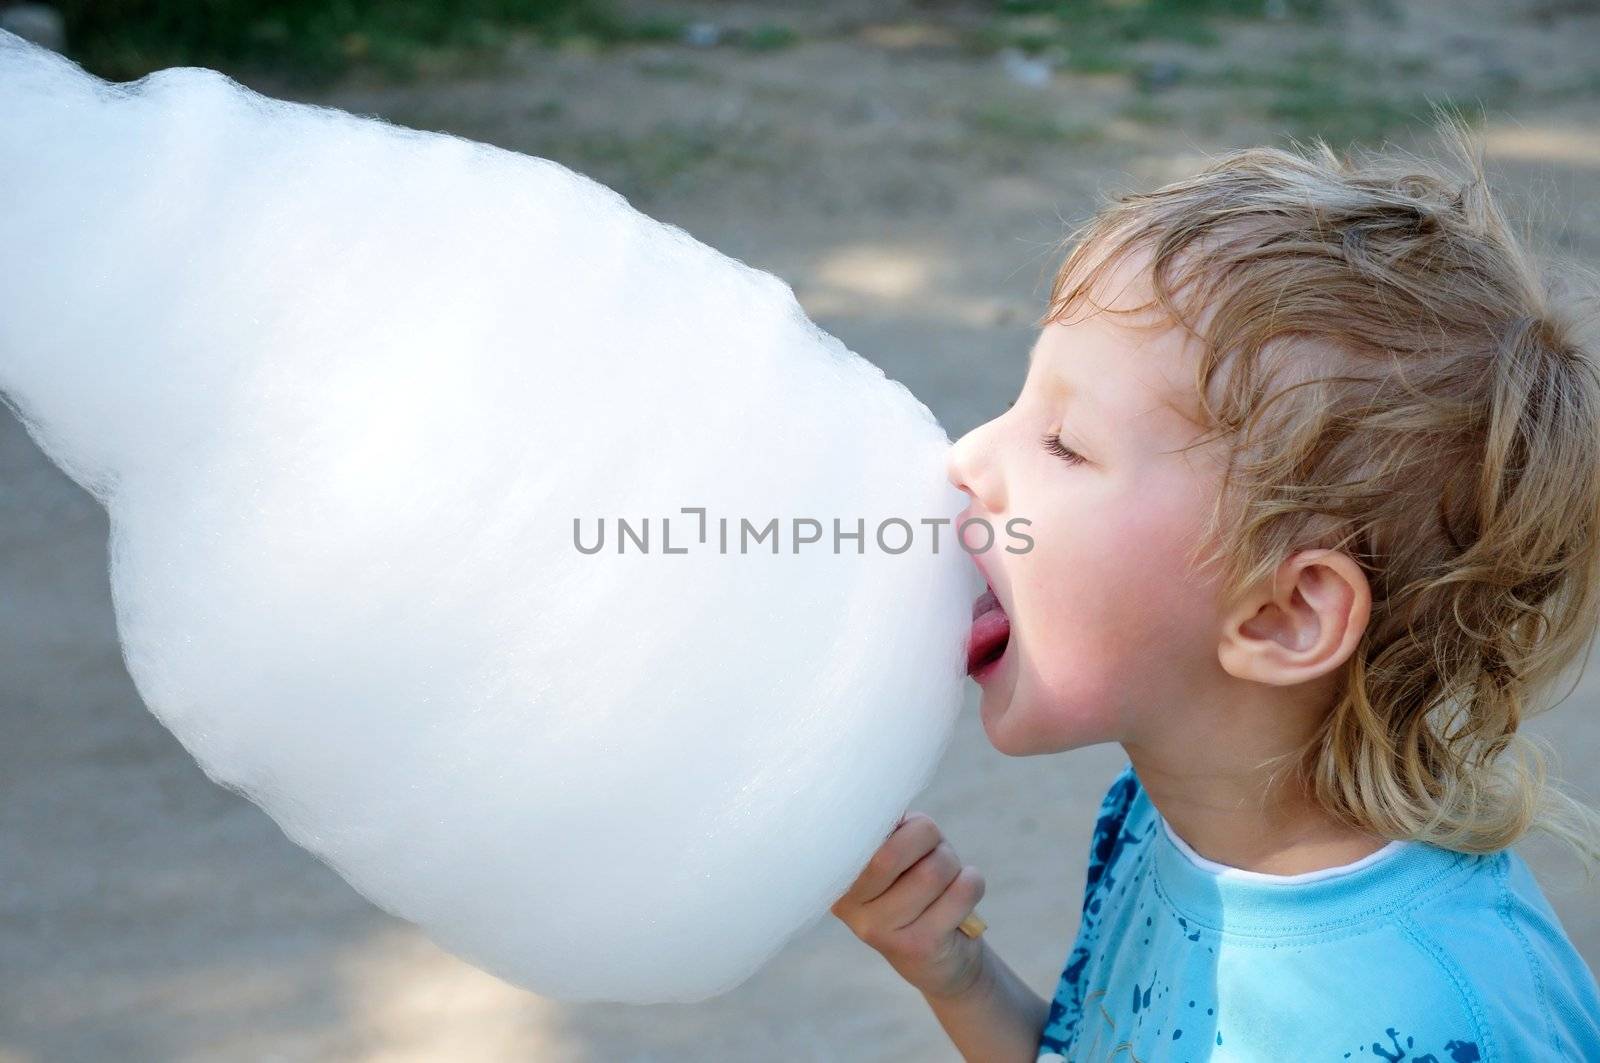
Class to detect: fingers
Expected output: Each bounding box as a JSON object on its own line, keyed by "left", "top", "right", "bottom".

{"left": 839, "top": 812, "right": 940, "bottom": 903}
{"left": 828, "top": 812, "right": 988, "bottom": 999}
{"left": 873, "top": 863, "right": 986, "bottom": 984}
{"left": 877, "top": 840, "right": 964, "bottom": 928}
{"left": 916, "top": 864, "right": 986, "bottom": 937}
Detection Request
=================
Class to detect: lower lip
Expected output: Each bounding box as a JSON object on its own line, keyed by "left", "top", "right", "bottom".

{"left": 971, "top": 648, "right": 1006, "bottom": 682}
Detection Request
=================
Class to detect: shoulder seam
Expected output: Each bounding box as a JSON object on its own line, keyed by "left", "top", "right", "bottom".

{"left": 1397, "top": 913, "right": 1497, "bottom": 1062}
{"left": 1491, "top": 851, "right": 1562, "bottom": 1056}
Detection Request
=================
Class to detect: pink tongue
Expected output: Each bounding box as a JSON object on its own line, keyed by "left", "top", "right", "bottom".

{"left": 966, "top": 599, "right": 1010, "bottom": 674}
{"left": 971, "top": 588, "right": 999, "bottom": 620}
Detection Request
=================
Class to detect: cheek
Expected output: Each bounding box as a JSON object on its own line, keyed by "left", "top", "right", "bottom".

{"left": 1019, "top": 473, "right": 1216, "bottom": 706}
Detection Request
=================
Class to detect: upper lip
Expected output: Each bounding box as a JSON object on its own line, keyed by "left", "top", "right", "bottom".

{"left": 968, "top": 545, "right": 992, "bottom": 587}
{"left": 962, "top": 526, "right": 1008, "bottom": 617}
{"left": 958, "top": 505, "right": 985, "bottom": 570}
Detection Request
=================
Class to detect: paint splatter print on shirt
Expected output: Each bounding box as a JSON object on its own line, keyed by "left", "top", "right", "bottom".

{"left": 1034, "top": 763, "right": 1600, "bottom": 1061}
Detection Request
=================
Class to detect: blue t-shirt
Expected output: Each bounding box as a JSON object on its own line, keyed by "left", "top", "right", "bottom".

{"left": 1036, "top": 763, "right": 1600, "bottom": 1061}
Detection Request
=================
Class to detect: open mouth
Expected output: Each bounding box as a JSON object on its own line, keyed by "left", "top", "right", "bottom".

{"left": 966, "top": 584, "right": 1011, "bottom": 678}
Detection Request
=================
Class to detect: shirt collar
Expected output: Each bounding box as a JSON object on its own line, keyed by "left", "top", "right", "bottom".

{"left": 1144, "top": 802, "right": 1479, "bottom": 937}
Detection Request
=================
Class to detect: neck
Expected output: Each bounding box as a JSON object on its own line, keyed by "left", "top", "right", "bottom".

{"left": 1122, "top": 680, "right": 1390, "bottom": 876}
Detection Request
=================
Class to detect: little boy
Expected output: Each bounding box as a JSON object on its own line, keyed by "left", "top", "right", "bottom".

{"left": 832, "top": 123, "right": 1600, "bottom": 1060}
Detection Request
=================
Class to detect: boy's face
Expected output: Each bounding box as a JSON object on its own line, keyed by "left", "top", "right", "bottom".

{"left": 948, "top": 259, "right": 1233, "bottom": 756}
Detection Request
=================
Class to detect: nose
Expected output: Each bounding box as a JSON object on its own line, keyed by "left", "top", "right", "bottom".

{"left": 946, "top": 414, "right": 1007, "bottom": 518}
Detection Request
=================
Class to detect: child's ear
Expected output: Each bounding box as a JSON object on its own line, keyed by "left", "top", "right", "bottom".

{"left": 1217, "top": 549, "right": 1372, "bottom": 687}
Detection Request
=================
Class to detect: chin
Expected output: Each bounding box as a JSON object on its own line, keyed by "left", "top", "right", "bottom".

{"left": 979, "top": 694, "right": 1043, "bottom": 757}
{"left": 982, "top": 687, "right": 1108, "bottom": 757}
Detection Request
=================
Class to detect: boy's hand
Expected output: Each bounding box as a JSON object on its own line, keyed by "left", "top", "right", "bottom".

{"left": 830, "top": 811, "right": 988, "bottom": 1000}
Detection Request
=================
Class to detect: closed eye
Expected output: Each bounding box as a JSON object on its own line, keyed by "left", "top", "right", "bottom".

{"left": 1040, "top": 431, "right": 1085, "bottom": 466}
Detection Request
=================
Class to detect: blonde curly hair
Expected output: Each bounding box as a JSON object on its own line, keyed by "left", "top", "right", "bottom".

{"left": 1043, "top": 117, "right": 1600, "bottom": 868}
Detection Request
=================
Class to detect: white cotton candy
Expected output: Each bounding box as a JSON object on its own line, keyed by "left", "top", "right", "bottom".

{"left": 0, "top": 31, "right": 980, "bottom": 1002}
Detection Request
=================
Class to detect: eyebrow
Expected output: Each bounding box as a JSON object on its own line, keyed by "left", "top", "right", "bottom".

{"left": 1051, "top": 379, "right": 1105, "bottom": 443}
{"left": 1062, "top": 393, "right": 1103, "bottom": 443}
{"left": 1030, "top": 350, "right": 1119, "bottom": 449}
{"left": 1028, "top": 342, "right": 1094, "bottom": 407}
{"left": 1030, "top": 336, "right": 1194, "bottom": 452}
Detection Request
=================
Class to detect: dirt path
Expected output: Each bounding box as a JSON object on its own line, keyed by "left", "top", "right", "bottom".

{"left": 3, "top": 2, "right": 1598, "bottom": 1059}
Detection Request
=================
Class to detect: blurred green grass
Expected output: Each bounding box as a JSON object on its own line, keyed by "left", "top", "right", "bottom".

{"left": 57, "top": 0, "right": 684, "bottom": 83}
{"left": 966, "top": 0, "right": 1525, "bottom": 147}
{"left": 57, "top": 0, "right": 1576, "bottom": 154}
{"left": 974, "top": 0, "right": 1328, "bottom": 68}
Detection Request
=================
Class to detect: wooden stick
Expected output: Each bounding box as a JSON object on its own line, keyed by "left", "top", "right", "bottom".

{"left": 957, "top": 911, "right": 987, "bottom": 938}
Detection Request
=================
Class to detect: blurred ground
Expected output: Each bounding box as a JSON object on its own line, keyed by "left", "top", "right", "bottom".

{"left": 3, "top": 1, "right": 1599, "bottom": 1060}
